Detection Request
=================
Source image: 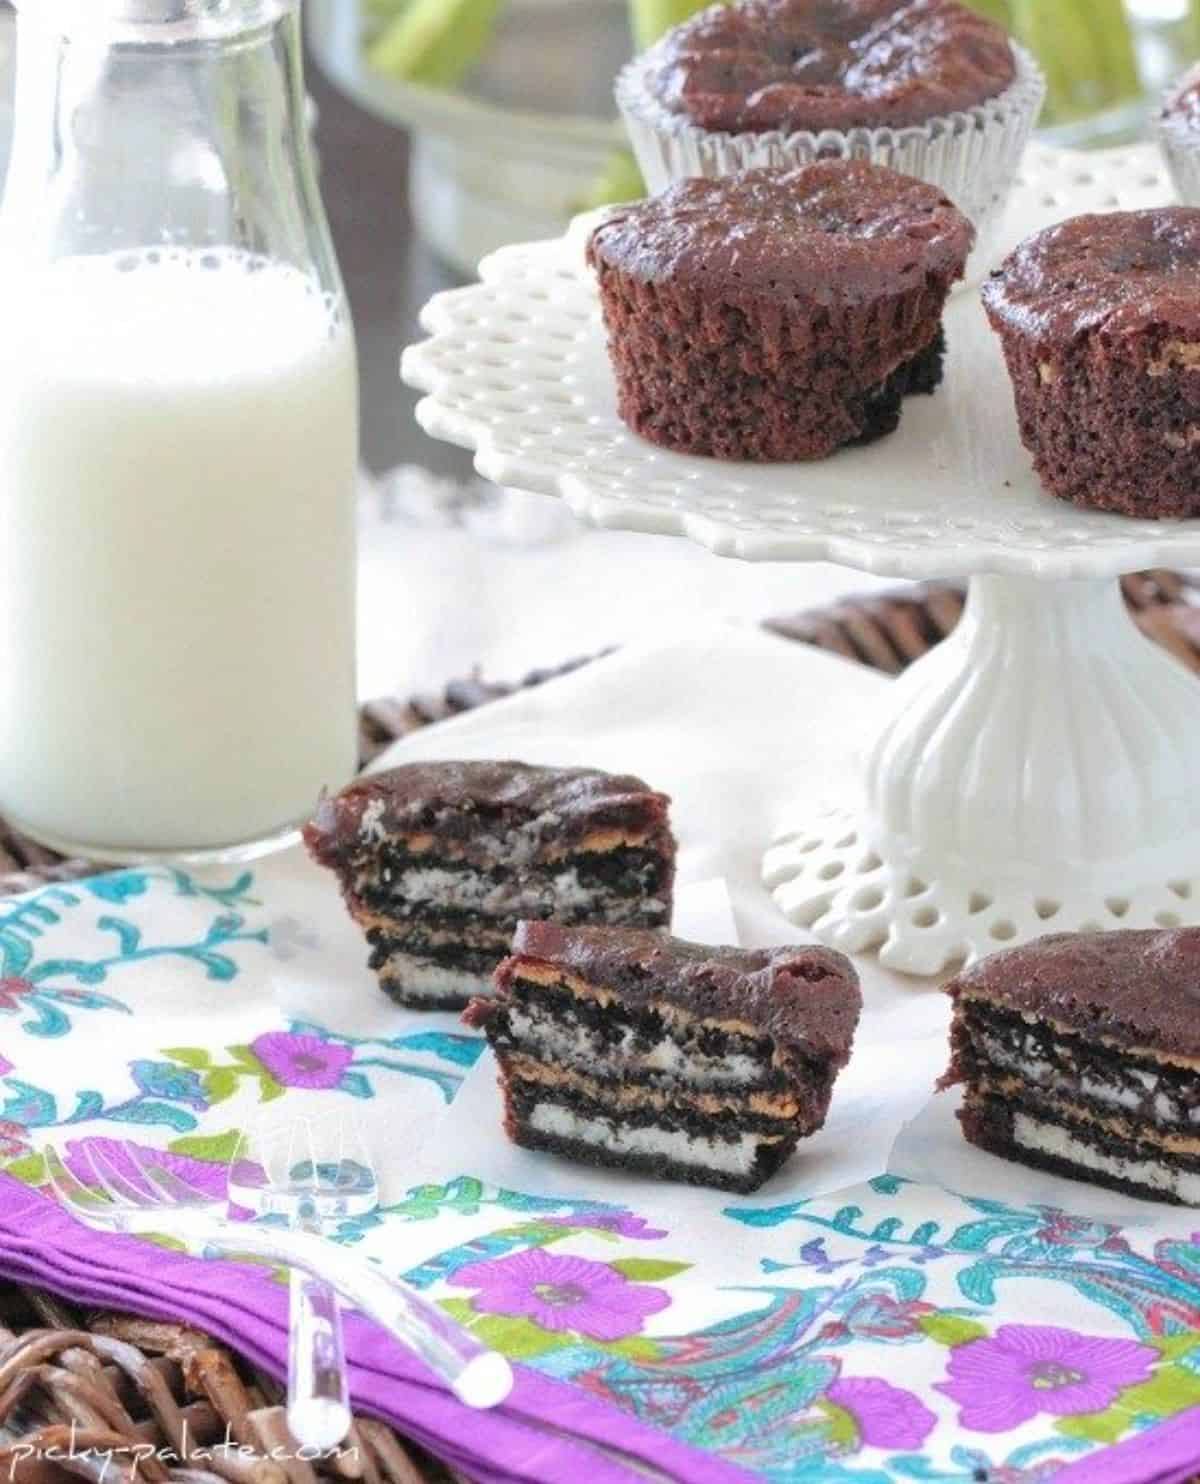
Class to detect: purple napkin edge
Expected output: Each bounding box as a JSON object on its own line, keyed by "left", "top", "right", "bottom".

{"left": 0, "top": 1174, "right": 753, "bottom": 1484}
{"left": 1050, "top": 1404, "right": 1200, "bottom": 1484}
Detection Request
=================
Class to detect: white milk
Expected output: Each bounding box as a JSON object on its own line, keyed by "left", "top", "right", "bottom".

{"left": 0, "top": 247, "right": 359, "bottom": 856}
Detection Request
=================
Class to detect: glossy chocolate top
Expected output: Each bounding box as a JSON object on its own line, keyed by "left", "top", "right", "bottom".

{"left": 589, "top": 162, "right": 974, "bottom": 307}
{"left": 982, "top": 209, "right": 1200, "bottom": 344}
{"left": 951, "top": 928, "right": 1200, "bottom": 1059}
{"left": 493, "top": 921, "right": 862, "bottom": 1065}
{"left": 304, "top": 760, "right": 674, "bottom": 867}
{"left": 642, "top": 0, "right": 1016, "bottom": 134}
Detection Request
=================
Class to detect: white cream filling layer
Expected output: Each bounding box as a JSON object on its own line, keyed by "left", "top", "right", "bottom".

{"left": 361, "top": 808, "right": 619, "bottom": 867}
{"left": 529, "top": 1103, "right": 762, "bottom": 1176}
{"left": 354, "top": 861, "right": 664, "bottom": 924}
{"left": 1012, "top": 1113, "right": 1200, "bottom": 1205}
{"left": 979, "top": 1033, "right": 1200, "bottom": 1124}
{"left": 507, "top": 1008, "right": 761, "bottom": 1087}
{"left": 382, "top": 955, "right": 491, "bottom": 1002}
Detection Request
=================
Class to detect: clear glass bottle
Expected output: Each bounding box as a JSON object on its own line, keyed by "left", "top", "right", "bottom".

{"left": 0, "top": 0, "right": 359, "bottom": 863}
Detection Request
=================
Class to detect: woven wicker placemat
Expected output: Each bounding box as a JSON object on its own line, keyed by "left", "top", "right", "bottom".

{"left": 2, "top": 572, "right": 1198, "bottom": 899}
{"left": 0, "top": 1284, "right": 462, "bottom": 1484}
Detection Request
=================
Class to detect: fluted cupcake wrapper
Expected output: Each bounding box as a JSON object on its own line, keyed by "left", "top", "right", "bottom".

{"left": 615, "top": 42, "right": 1045, "bottom": 273}
{"left": 1157, "top": 112, "right": 1200, "bottom": 206}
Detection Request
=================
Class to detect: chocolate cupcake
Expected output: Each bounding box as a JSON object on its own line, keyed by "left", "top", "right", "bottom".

{"left": 1159, "top": 64, "right": 1200, "bottom": 205}
{"left": 983, "top": 209, "right": 1200, "bottom": 519}
{"left": 588, "top": 160, "right": 974, "bottom": 461}
{"left": 616, "top": 0, "right": 1043, "bottom": 260}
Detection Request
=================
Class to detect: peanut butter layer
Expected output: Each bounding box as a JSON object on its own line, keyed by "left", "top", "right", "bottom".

{"left": 503, "top": 1053, "right": 807, "bottom": 1121}
{"left": 350, "top": 907, "right": 514, "bottom": 952}
{"left": 507, "top": 959, "right": 767, "bottom": 1043}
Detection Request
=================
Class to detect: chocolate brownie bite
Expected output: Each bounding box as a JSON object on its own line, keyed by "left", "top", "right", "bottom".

{"left": 943, "top": 930, "right": 1200, "bottom": 1205}
{"left": 304, "top": 762, "right": 675, "bottom": 1010}
{"left": 983, "top": 209, "right": 1200, "bottom": 519}
{"left": 466, "top": 922, "right": 861, "bottom": 1193}
{"left": 616, "top": 0, "right": 1043, "bottom": 252}
{"left": 1159, "top": 64, "right": 1200, "bottom": 205}
{"left": 588, "top": 161, "right": 973, "bottom": 461}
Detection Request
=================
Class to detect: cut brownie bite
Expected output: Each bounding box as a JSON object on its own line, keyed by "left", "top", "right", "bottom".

{"left": 304, "top": 762, "right": 675, "bottom": 1011}
{"left": 943, "top": 929, "right": 1200, "bottom": 1205}
{"left": 466, "top": 922, "right": 861, "bottom": 1193}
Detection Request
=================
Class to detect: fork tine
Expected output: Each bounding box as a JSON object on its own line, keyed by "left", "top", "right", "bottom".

{"left": 341, "top": 1113, "right": 376, "bottom": 1199}
{"left": 84, "top": 1141, "right": 160, "bottom": 1209}
{"left": 304, "top": 1115, "right": 319, "bottom": 1195}
{"left": 43, "top": 1146, "right": 106, "bottom": 1214}
{"left": 334, "top": 1111, "right": 349, "bottom": 1193}
{"left": 124, "top": 1142, "right": 215, "bottom": 1207}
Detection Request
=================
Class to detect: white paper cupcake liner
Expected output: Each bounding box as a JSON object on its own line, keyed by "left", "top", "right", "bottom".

{"left": 1151, "top": 77, "right": 1198, "bottom": 206}
{"left": 616, "top": 41, "right": 1045, "bottom": 268}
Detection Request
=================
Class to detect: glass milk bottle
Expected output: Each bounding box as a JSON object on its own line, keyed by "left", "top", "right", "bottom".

{"left": 0, "top": 0, "right": 358, "bottom": 862}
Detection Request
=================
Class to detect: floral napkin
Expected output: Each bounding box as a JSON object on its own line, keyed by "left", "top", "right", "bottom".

{"left": 4, "top": 627, "right": 1200, "bottom": 1483}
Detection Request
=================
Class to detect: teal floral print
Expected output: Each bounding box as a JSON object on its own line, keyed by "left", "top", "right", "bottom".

{"left": 360, "top": 1177, "right": 1200, "bottom": 1483}
{"left": 0, "top": 870, "right": 267, "bottom": 1038}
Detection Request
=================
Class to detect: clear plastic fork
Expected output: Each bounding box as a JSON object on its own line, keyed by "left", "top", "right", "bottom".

{"left": 44, "top": 1137, "right": 514, "bottom": 1416}
{"left": 231, "top": 1112, "right": 379, "bottom": 1450}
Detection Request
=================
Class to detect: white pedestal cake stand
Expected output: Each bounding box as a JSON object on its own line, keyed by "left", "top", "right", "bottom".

{"left": 401, "top": 142, "right": 1200, "bottom": 977}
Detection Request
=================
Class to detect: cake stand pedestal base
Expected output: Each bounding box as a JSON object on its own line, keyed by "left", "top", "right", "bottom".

{"left": 764, "top": 574, "right": 1200, "bottom": 975}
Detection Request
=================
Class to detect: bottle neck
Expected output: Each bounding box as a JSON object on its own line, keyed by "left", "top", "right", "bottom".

{"left": 1, "top": 0, "right": 335, "bottom": 287}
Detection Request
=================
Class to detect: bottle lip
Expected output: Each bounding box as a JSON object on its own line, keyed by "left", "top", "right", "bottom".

{"left": 11, "top": 0, "right": 297, "bottom": 42}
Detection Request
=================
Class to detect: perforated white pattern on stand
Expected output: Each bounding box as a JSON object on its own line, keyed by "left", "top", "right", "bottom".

{"left": 402, "top": 142, "right": 1200, "bottom": 974}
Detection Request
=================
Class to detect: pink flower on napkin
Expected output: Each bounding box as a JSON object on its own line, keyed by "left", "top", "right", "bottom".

{"left": 452, "top": 1249, "right": 671, "bottom": 1341}
{"left": 0, "top": 1121, "right": 30, "bottom": 1160}
{"left": 0, "top": 1055, "right": 13, "bottom": 1078}
{"left": 826, "top": 1377, "right": 936, "bottom": 1450}
{"left": 935, "top": 1324, "right": 1158, "bottom": 1432}
{"left": 251, "top": 1031, "right": 353, "bottom": 1090}
{"left": 0, "top": 978, "right": 33, "bottom": 1013}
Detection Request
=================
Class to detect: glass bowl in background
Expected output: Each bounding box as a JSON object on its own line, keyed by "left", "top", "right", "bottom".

{"left": 306, "top": 0, "right": 629, "bottom": 276}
